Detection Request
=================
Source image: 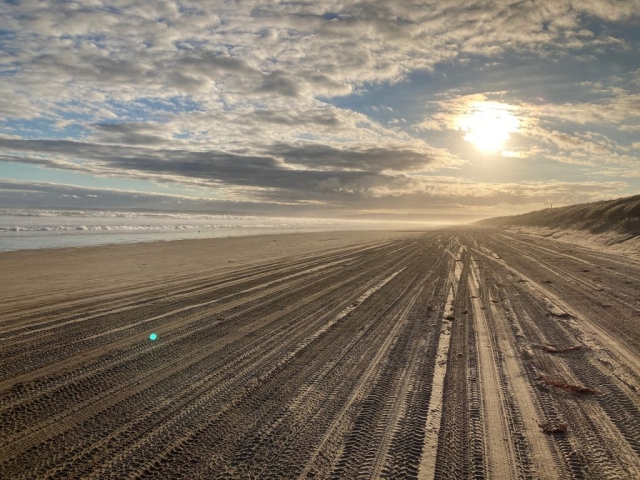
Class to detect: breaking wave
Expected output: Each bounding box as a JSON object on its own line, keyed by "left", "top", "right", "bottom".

{"left": 0, "top": 209, "right": 389, "bottom": 251}
{"left": 1, "top": 222, "right": 335, "bottom": 232}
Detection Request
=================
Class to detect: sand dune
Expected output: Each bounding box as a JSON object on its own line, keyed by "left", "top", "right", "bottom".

{"left": 477, "top": 194, "right": 640, "bottom": 233}
{"left": 2, "top": 230, "right": 640, "bottom": 478}
{"left": 477, "top": 195, "right": 640, "bottom": 258}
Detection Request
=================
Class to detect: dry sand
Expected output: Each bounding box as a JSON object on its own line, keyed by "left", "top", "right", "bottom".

{"left": 506, "top": 226, "right": 640, "bottom": 260}
{"left": 0, "top": 230, "right": 408, "bottom": 319}
{"left": 2, "top": 229, "right": 640, "bottom": 479}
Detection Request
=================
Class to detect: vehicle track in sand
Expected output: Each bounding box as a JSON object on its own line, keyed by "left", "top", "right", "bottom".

{"left": 0, "top": 239, "right": 422, "bottom": 464}
{"left": 2, "top": 230, "right": 640, "bottom": 479}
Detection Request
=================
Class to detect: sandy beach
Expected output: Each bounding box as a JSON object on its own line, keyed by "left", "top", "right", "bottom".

{"left": 2, "top": 229, "right": 640, "bottom": 479}
{"left": 0, "top": 230, "right": 409, "bottom": 320}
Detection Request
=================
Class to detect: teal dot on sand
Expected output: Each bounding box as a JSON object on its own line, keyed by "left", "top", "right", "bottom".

{"left": 149, "top": 333, "right": 157, "bottom": 341}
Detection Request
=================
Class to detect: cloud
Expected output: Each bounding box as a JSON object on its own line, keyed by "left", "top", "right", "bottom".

{"left": 2, "top": 1, "right": 637, "bottom": 112}
{"left": 0, "top": 1, "right": 639, "bottom": 215}
{"left": 92, "top": 123, "right": 172, "bottom": 146}
{"left": 0, "top": 177, "right": 627, "bottom": 218}
{"left": 0, "top": 179, "right": 298, "bottom": 215}
{"left": 268, "top": 143, "right": 455, "bottom": 172}
{"left": 0, "top": 136, "right": 461, "bottom": 206}
{"left": 256, "top": 71, "right": 301, "bottom": 97}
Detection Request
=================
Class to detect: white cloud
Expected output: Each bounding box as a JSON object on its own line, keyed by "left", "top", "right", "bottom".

{"left": 0, "top": 1, "right": 639, "bottom": 213}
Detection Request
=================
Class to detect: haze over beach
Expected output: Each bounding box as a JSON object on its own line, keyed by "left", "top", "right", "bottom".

{"left": 0, "top": 208, "right": 424, "bottom": 251}
{"left": 2, "top": 2, "right": 640, "bottom": 479}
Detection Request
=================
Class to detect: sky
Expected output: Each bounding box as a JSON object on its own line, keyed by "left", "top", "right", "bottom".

{"left": 1, "top": 0, "right": 639, "bottom": 220}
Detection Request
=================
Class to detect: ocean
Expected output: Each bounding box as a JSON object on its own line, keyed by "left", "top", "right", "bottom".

{"left": 0, "top": 209, "right": 393, "bottom": 252}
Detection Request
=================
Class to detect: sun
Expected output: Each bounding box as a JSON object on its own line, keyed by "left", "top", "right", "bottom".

{"left": 457, "top": 102, "right": 519, "bottom": 153}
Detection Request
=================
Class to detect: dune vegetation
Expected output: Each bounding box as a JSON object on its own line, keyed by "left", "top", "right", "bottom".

{"left": 477, "top": 195, "right": 640, "bottom": 236}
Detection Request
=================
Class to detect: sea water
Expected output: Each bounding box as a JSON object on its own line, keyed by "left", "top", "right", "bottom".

{"left": 0, "top": 209, "right": 390, "bottom": 252}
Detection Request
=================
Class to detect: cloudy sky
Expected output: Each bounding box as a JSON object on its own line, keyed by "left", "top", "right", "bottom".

{"left": 1, "top": 1, "right": 639, "bottom": 219}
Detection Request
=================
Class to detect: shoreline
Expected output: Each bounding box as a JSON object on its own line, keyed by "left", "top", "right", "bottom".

{"left": 0, "top": 226, "right": 429, "bottom": 254}
{"left": 0, "top": 225, "right": 436, "bottom": 254}
{"left": 0, "top": 225, "right": 426, "bottom": 254}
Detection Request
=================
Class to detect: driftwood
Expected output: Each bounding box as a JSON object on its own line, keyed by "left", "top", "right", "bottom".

{"left": 538, "top": 374, "right": 599, "bottom": 395}
{"left": 533, "top": 344, "right": 583, "bottom": 354}
{"left": 537, "top": 421, "right": 568, "bottom": 434}
{"left": 546, "top": 310, "right": 573, "bottom": 319}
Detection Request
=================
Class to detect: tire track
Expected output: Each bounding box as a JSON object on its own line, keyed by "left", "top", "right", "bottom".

{"left": 0, "top": 244, "right": 417, "bottom": 466}
{"left": 468, "top": 256, "right": 519, "bottom": 479}
{"left": 477, "top": 235, "right": 640, "bottom": 478}
{"left": 433, "top": 249, "right": 486, "bottom": 480}
{"left": 3, "top": 231, "right": 640, "bottom": 479}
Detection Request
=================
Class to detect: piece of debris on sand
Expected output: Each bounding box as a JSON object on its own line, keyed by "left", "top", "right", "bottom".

{"left": 537, "top": 421, "right": 568, "bottom": 434}
{"left": 538, "top": 374, "right": 599, "bottom": 395}
{"left": 533, "top": 344, "right": 583, "bottom": 354}
{"left": 546, "top": 307, "right": 572, "bottom": 319}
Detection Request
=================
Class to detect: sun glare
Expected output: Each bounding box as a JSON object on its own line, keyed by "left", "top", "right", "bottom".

{"left": 458, "top": 102, "right": 519, "bottom": 153}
